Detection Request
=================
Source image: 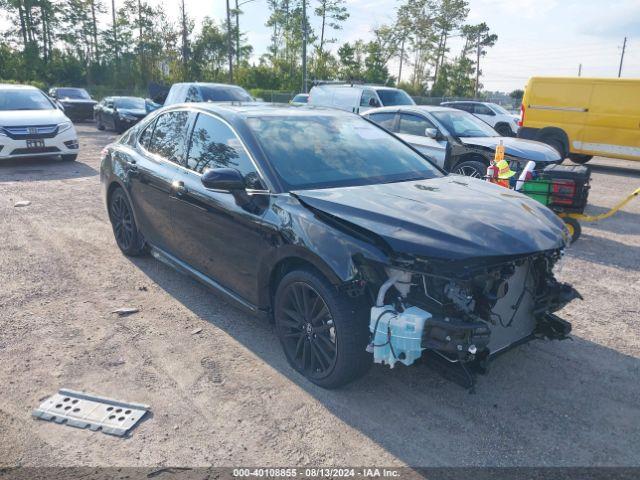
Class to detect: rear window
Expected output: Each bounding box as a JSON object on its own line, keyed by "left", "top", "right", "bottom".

{"left": 375, "top": 89, "right": 415, "bottom": 106}
{"left": 199, "top": 86, "right": 252, "bottom": 102}
{"left": 57, "top": 88, "right": 91, "bottom": 100}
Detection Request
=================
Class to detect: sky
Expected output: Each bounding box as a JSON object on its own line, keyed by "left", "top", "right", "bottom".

{"left": 3, "top": 0, "right": 639, "bottom": 92}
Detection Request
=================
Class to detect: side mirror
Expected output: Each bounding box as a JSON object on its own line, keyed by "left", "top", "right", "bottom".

{"left": 369, "top": 98, "right": 380, "bottom": 107}
{"left": 425, "top": 128, "right": 439, "bottom": 139}
{"left": 201, "top": 168, "right": 245, "bottom": 191}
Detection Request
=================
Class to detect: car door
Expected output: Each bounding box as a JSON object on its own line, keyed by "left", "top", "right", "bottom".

{"left": 359, "top": 89, "right": 381, "bottom": 113}
{"left": 103, "top": 99, "right": 117, "bottom": 129}
{"left": 472, "top": 103, "right": 496, "bottom": 127}
{"left": 170, "top": 112, "right": 270, "bottom": 304}
{"left": 396, "top": 113, "right": 447, "bottom": 167}
{"left": 127, "top": 110, "right": 192, "bottom": 252}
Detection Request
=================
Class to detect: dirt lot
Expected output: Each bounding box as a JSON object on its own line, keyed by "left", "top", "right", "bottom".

{"left": 1, "top": 124, "right": 639, "bottom": 468}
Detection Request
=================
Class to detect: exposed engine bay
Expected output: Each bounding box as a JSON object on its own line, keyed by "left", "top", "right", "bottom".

{"left": 364, "top": 249, "right": 580, "bottom": 386}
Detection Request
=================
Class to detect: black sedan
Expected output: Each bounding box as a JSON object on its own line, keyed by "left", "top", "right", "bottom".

{"left": 95, "top": 96, "right": 149, "bottom": 133}
{"left": 100, "top": 104, "right": 579, "bottom": 389}
{"left": 48, "top": 87, "right": 97, "bottom": 122}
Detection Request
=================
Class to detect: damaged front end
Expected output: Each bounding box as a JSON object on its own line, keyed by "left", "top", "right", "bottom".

{"left": 364, "top": 250, "right": 580, "bottom": 388}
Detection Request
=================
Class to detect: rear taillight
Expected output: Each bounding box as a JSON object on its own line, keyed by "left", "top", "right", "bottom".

{"left": 518, "top": 103, "right": 525, "bottom": 127}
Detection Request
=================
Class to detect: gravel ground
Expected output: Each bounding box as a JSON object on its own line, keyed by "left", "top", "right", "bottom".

{"left": 1, "top": 124, "right": 639, "bottom": 468}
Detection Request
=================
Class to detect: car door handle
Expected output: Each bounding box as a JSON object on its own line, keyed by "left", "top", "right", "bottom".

{"left": 172, "top": 180, "right": 187, "bottom": 196}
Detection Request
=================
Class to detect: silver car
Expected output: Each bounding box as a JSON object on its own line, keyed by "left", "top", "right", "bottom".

{"left": 363, "top": 105, "right": 562, "bottom": 177}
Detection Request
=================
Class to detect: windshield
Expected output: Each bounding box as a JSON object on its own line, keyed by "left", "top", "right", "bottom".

{"left": 57, "top": 88, "right": 91, "bottom": 100}
{"left": 432, "top": 110, "right": 498, "bottom": 138}
{"left": 115, "top": 97, "right": 146, "bottom": 110}
{"left": 375, "top": 89, "right": 415, "bottom": 106}
{"left": 201, "top": 86, "right": 253, "bottom": 102}
{"left": 0, "top": 89, "right": 55, "bottom": 111}
{"left": 246, "top": 114, "right": 441, "bottom": 190}
{"left": 489, "top": 103, "right": 511, "bottom": 115}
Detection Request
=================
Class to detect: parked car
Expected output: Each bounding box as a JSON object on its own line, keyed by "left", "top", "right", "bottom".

{"left": 519, "top": 76, "right": 640, "bottom": 164}
{"left": 48, "top": 87, "right": 97, "bottom": 122}
{"left": 441, "top": 100, "right": 520, "bottom": 136}
{"left": 95, "top": 96, "right": 148, "bottom": 133}
{"left": 101, "top": 103, "right": 578, "bottom": 389}
{"left": 164, "top": 82, "right": 253, "bottom": 106}
{"left": 363, "top": 105, "right": 562, "bottom": 178}
{"left": 308, "top": 83, "right": 415, "bottom": 113}
{"left": 0, "top": 84, "right": 79, "bottom": 162}
{"left": 290, "top": 93, "right": 309, "bottom": 105}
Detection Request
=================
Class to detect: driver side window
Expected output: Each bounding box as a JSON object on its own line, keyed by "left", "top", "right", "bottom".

{"left": 186, "top": 114, "right": 265, "bottom": 190}
{"left": 186, "top": 86, "right": 201, "bottom": 102}
{"left": 360, "top": 90, "right": 379, "bottom": 107}
{"left": 398, "top": 114, "right": 437, "bottom": 137}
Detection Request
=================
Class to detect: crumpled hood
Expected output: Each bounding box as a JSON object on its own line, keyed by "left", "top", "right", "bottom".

{"left": 0, "top": 109, "right": 69, "bottom": 126}
{"left": 293, "top": 176, "right": 567, "bottom": 261}
{"left": 461, "top": 136, "right": 561, "bottom": 162}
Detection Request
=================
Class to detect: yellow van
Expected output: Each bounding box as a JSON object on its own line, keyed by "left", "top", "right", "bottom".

{"left": 518, "top": 77, "right": 640, "bottom": 164}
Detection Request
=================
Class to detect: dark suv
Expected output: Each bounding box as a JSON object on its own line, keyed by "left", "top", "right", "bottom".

{"left": 48, "top": 87, "right": 97, "bottom": 122}
{"left": 101, "top": 104, "right": 578, "bottom": 389}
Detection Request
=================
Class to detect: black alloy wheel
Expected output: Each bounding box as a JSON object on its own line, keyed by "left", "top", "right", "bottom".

{"left": 274, "top": 269, "right": 371, "bottom": 388}
{"left": 108, "top": 188, "right": 146, "bottom": 256}
{"left": 453, "top": 160, "right": 487, "bottom": 178}
{"left": 277, "top": 281, "right": 337, "bottom": 380}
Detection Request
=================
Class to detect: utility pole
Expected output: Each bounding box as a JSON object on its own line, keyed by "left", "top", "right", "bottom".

{"left": 398, "top": 36, "right": 405, "bottom": 84}
{"left": 235, "top": 0, "right": 240, "bottom": 68}
{"left": 474, "top": 34, "right": 481, "bottom": 98}
{"left": 578, "top": 63, "right": 582, "bottom": 77}
{"left": 301, "top": 0, "right": 307, "bottom": 92}
{"left": 226, "top": 0, "right": 234, "bottom": 82}
{"left": 111, "top": 0, "right": 118, "bottom": 65}
{"left": 180, "top": 0, "right": 189, "bottom": 77}
{"left": 618, "top": 37, "right": 627, "bottom": 78}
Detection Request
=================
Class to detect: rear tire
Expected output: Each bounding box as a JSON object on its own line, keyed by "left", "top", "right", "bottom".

{"left": 569, "top": 154, "right": 592, "bottom": 165}
{"left": 108, "top": 187, "right": 147, "bottom": 256}
{"left": 452, "top": 160, "right": 487, "bottom": 178}
{"left": 542, "top": 136, "right": 567, "bottom": 160}
{"left": 274, "top": 268, "right": 371, "bottom": 388}
{"left": 495, "top": 123, "right": 515, "bottom": 137}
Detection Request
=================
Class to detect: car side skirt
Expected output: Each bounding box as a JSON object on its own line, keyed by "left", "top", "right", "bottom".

{"left": 149, "top": 245, "right": 265, "bottom": 318}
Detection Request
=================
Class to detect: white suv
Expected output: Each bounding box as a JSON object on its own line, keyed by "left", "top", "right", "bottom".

{"left": 0, "top": 84, "right": 79, "bottom": 162}
{"left": 441, "top": 101, "right": 519, "bottom": 137}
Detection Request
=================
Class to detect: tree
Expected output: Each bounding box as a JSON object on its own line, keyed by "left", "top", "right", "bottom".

{"left": 432, "top": 0, "right": 469, "bottom": 89}
{"left": 315, "top": 0, "right": 348, "bottom": 53}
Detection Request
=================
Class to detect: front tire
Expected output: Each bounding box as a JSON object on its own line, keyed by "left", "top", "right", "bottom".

{"left": 61, "top": 154, "right": 78, "bottom": 162}
{"left": 108, "top": 187, "right": 147, "bottom": 256}
{"left": 274, "top": 268, "right": 371, "bottom": 388}
{"left": 452, "top": 160, "right": 487, "bottom": 178}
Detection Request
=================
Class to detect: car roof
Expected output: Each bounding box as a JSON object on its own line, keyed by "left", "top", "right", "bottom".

{"left": 363, "top": 105, "right": 458, "bottom": 115}
{"left": 313, "top": 84, "right": 402, "bottom": 91}
{"left": 0, "top": 83, "right": 39, "bottom": 90}
{"left": 172, "top": 82, "right": 245, "bottom": 89}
